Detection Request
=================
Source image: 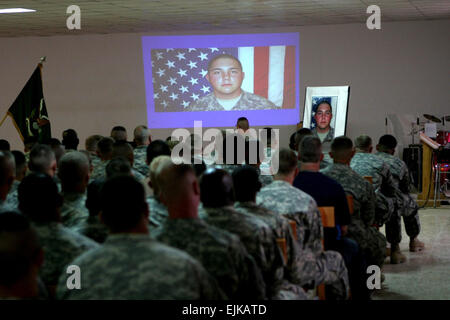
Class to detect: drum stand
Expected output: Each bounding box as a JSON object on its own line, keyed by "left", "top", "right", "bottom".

{"left": 433, "top": 163, "right": 449, "bottom": 207}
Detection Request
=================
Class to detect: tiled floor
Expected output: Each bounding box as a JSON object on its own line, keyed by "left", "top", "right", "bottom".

{"left": 372, "top": 205, "right": 450, "bottom": 300}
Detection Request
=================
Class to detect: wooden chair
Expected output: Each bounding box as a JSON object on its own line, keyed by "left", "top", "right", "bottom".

{"left": 317, "top": 206, "right": 335, "bottom": 300}
{"left": 276, "top": 220, "right": 298, "bottom": 268}
{"left": 319, "top": 207, "right": 335, "bottom": 229}
{"left": 346, "top": 194, "right": 354, "bottom": 215}
{"left": 363, "top": 176, "right": 373, "bottom": 184}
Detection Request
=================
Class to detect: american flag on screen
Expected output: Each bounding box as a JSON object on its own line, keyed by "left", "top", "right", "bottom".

{"left": 151, "top": 46, "right": 295, "bottom": 112}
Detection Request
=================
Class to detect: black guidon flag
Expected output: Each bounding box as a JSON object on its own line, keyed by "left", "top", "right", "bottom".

{"left": 1, "top": 64, "right": 51, "bottom": 143}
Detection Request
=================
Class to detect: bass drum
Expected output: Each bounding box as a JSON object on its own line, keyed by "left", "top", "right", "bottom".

{"left": 436, "top": 131, "right": 450, "bottom": 145}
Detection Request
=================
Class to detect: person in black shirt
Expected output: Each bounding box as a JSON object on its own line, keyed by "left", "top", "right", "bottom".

{"left": 293, "top": 136, "right": 370, "bottom": 300}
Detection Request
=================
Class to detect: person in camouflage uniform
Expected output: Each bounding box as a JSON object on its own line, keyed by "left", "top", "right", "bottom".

{"left": 90, "top": 137, "right": 114, "bottom": 181}
{"left": 153, "top": 162, "right": 266, "bottom": 299}
{"left": 61, "top": 129, "right": 79, "bottom": 152}
{"left": 111, "top": 141, "right": 145, "bottom": 182}
{"left": 188, "top": 54, "right": 278, "bottom": 111}
{"left": 232, "top": 165, "right": 308, "bottom": 299}
{"left": 105, "top": 157, "right": 132, "bottom": 178}
{"left": 199, "top": 168, "right": 288, "bottom": 299}
{"left": 4, "top": 151, "right": 27, "bottom": 209}
{"left": 85, "top": 135, "right": 103, "bottom": 172}
{"left": 212, "top": 133, "right": 274, "bottom": 188}
{"left": 110, "top": 125, "right": 128, "bottom": 142}
{"left": 376, "top": 134, "right": 424, "bottom": 253}
{"left": 146, "top": 140, "right": 172, "bottom": 169}
{"left": 18, "top": 173, "right": 98, "bottom": 299}
{"left": 146, "top": 155, "right": 173, "bottom": 231}
{"left": 351, "top": 135, "right": 405, "bottom": 264}
{"left": 28, "top": 144, "right": 57, "bottom": 177}
{"left": 292, "top": 127, "right": 330, "bottom": 170}
{"left": 58, "top": 152, "right": 91, "bottom": 230}
{"left": 132, "top": 125, "right": 152, "bottom": 178}
{"left": 257, "top": 148, "right": 349, "bottom": 300}
{"left": 0, "top": 151, "right": 16, "bottom": 212}
{"left": 294, "top": 136, "right": 371, "bottom": 300}
{"left": 351, "top": 135, "right": 397, "bottom": 227}
{"left": 57, "top": 175, "right": 224, "bottom": 300}
{"left": 90, "top": 159, "right": 109, "bottom": 182}
{"left": 72, "top": 179, "right": 109, "bottom": 243}
{"left": 321, "top": 137, "right": 387, "bottom": 268}
{"left": 4, "top": 180, "right": 19, "bottom": 209}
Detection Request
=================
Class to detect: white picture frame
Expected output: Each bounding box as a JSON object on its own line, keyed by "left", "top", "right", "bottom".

{"left": 303, "top": 86, "right": 350, "bottom": 137}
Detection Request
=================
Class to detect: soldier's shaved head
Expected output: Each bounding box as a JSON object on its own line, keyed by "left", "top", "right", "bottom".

{"left": 354, "top": 135, "right": 373, "bottom": 152}
{"left": 276, "top": 148, "right": 298, "bottom": 176}
{"left": 330, "top": 136, "right": 355, "bottom": 164}
{"left": 110, "top": 126, "right": 127, "bottom": 142}
{"left": 85, "top": 135, "right": 103, "bottom": 153}
{"left": 232, "top": 165, "right": 261, "bottom": 202}
{"left": 97, "top": 137, "right": 114, "bottom": 160}
{"left": 377, "top": 134, "right": 397, "bottom": 155}
{"left": 157, "top": 163, "right": 200, "bottom": 218}
{"left": 18, "top": 173, "right": 62, "bottom": 223}
{"left": 112, "top": 141, "right": 134, "bottom": 165}
{"left": 298, "top": 136, "right": 322, "bottom": 164}
{"left": 100, "top": 175, "right": 148, "bottom": 233}
{"left": 106, "top": 157, "right": 132, "bottom": 179}
{"left": 146, "top": 140, "right": 171, "bottom": 166}
{"left": 58, "top": 151, "right": 90, "bottom": 193}
{"left": 200, "top": 168, "right": 234, "bottom": 208}
{"left": 29, "top": 144, "right": 56, "bottom": 177}
{"left": 133, "top": 125, "right": 151, "bottom": 146}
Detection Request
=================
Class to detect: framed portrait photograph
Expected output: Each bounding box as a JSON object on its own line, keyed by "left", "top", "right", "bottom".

{"left": 302, "top": 86, "right": 350, "bottom": 139}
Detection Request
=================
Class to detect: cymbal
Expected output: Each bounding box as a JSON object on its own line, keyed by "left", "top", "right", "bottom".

{"left": 423, "top": 114, "right": 441, "bottom": 123}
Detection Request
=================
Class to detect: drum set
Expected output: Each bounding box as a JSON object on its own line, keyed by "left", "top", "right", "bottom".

{"left": 423, "top": 114, "right": 450, "bottom": 145}
{"left": 422, "top": 114, "right": 450, "bottom": 203}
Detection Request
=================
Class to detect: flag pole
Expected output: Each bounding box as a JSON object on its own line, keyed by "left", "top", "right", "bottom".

{"left": 38, "top": 56, "right": 46, "bottom": 73}
{"left": 0, "top": 113, "right": 7, "bottom": 126}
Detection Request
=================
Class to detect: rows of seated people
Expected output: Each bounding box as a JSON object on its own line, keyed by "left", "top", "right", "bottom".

{"left": 0, "top": 120, "right": 424, "bottom": 300}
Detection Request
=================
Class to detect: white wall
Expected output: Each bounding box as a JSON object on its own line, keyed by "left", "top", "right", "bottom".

{"left": 1, "top": 19, "right": 449, "bottom": 155}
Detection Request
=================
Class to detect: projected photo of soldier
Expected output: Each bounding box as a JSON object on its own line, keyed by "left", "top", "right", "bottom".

{"left": 189, "top": 54, "right": 277, "bottom": 111}
{"left": 149, "top": 43, "right": 297, "bottom": 114}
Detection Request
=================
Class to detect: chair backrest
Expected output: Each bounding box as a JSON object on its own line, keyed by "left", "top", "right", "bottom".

{"left": 318, "top": 206, "right": 335, "bottom": 228}
{"left": 363, "top": 176, "right": 373, "bottom": 184}
{"left": 346, "top": 194, "right": 354, "bottom": 215}
{"left": 288, "top": 220, "right": 297, "bottom": 241}
{"left": 318, "top": 206, "right": 335, "bottom": 250}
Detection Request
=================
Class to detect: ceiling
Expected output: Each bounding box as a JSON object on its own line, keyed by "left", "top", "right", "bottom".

{"left": 0, "top": 0, "right": 449, "bottom": 37}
